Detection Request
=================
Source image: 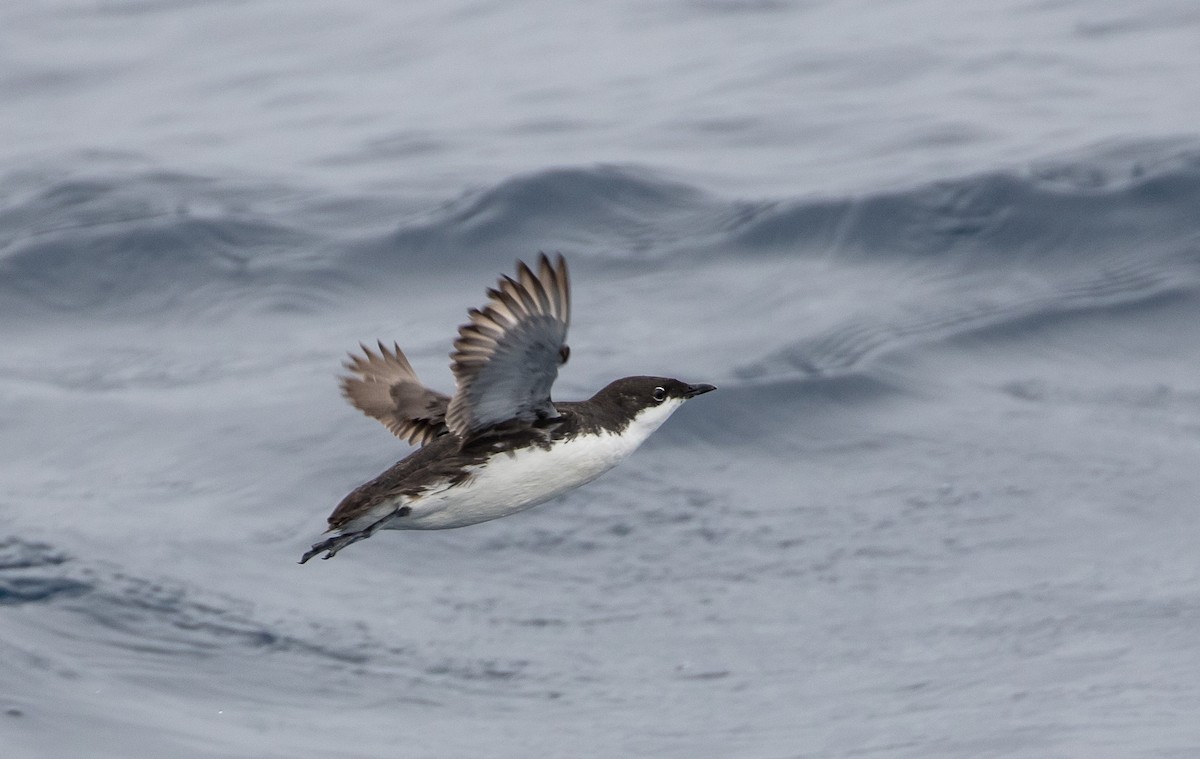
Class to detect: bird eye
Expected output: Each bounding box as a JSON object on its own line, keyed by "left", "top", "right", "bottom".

{"left": 652, "top": 386, "right": 667, "bottom": 402}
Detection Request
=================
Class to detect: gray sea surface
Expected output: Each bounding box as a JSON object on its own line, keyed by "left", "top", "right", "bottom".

{"left": 3, "top": 1, "right": 1200, "bottom": 757}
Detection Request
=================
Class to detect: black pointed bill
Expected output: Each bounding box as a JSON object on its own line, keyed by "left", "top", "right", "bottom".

{"left": 684, "top": 383, "right": 716, "bottom": 398}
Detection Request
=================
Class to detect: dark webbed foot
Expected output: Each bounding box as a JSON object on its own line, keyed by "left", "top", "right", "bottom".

{"left": 298, "top": 509, "right": 404, "bottom": 564}
{"left": 299, "top": 531, "right": 370, "bottom": 563}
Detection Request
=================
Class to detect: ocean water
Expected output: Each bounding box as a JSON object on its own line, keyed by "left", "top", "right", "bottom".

{"left": 4, "top": 1, "right": 1200, "bottom": 756}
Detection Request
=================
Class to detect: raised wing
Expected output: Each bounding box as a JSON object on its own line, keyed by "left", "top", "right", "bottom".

{"left": 446, "top": 253, "right": 571, "bottom": 440}
{"left": 340, "top": 341, "right": 450, "bottom": 446}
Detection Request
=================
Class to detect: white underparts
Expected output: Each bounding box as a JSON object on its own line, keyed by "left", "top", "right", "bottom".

{"left": 377, "top": 397, "right": 686, "bottom": 530}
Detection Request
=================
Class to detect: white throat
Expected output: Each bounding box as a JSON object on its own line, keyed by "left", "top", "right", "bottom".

{"left": 621, "top": 396, "right": 686, "bottom": 447}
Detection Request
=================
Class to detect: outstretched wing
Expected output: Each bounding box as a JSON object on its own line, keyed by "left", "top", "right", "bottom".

{"left": 340, "top": 341, "right": 451, "bottom": 446}
{"left": 446, "top": 253, "right": 571, "bottom": 440}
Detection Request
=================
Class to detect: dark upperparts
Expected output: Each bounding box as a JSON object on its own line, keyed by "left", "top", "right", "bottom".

{"left": 458, "top": 375, "right": 715, "bottom": 444}
{"left": 324, "top": 376, "right": 714, "bottom": 530}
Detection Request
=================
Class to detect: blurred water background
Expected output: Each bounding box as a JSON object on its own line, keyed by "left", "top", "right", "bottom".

{"left": 3, "top": 1, "right": 1200, "bottom": 756}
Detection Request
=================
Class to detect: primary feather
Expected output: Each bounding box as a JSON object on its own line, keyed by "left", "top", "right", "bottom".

{"left": 446, "top": 253, "right": 571, "bottom": 440}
